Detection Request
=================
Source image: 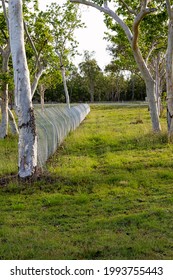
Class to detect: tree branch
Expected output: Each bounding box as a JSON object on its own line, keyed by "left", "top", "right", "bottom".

{"left": 31, "top": 65, "right": 47, "bottom": 98}
{"left": 141, "top": 0, "right": 147, "bottom": 9}
{"left": 0, "top": 46, "right": 4, "bottom": 55}
{"left": 1, "top": 0, "right": 9, "bottom": 30}
{"left": 23, "top": 21, "right": 38, "bottom": 57}
{"left": 0, "top": 27, "right": 8, "bottom": 42}
{"left": 166, "top": 0, "right": 173, "bottom": 19}
{"left": 119, "top": 0, "right": 137, "bottom": 16}
{"left": 133, "top": 7, "right": 157, "bottom": 49}
{"left": 70, "top": 0, "right": 133, "bottom": 42}
{"left": 24, "top": 20, "right": 43, "bottom": 70}
{"left": 145, "top": 41, "right": 158, "bottom": 65}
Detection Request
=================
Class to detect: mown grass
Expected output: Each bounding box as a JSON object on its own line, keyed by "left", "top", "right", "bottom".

{"left": 1, "top": 104, "right": 173, "bottom": 259}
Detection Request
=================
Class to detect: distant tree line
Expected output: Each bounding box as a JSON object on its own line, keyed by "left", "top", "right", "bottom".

{"left": 39, "top": 64, "right": 147, "bottom": 104}
{"left": 33, "top": 49, "right": 147, "bottom": 104}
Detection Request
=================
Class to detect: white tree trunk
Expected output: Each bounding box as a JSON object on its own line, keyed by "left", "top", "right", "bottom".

{"left": 8, "top": 107, "right": 19, "bottom": 134}
{"left": 155, "top": 55, "right": 162, "bottom": 117}
{"left": 0, "top": 83, "right": 9, "bottom": 138}
{"left": 132, "top": 47, "right": 161, "bottom": 132}
{"left": 9, "top": 0, "right": 37, "bottom": 178}
{"left": 166, "top": 12, "right": 173, "bottom": 139}
{"left": 31, "top": 66, "right": 46, "bottom": 98}
{"left": 89, "top": 79, "right": 94, "bottom": 102}
{"left": 0, "top": 45, "right": 10, "bottom": 138}
{"left": 61, "top": 66, "right": 70, "bottom": 109}
{"left": 40, "top": 93, "right": 44, "bottom": 111}
{"left": 0, "top": 45, "right": 18, "bottom": 137}
{"left": 39, "top": 85, "right": 45, "bottom": 111}
{"left": 56, "top": 51, "right": 70, "bottom": 109}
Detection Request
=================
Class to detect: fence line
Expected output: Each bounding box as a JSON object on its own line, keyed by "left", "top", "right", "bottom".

{"left": 35, "top": 104, "right": 90, "bottom": 167}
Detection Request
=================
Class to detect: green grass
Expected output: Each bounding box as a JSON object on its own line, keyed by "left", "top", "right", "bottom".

{"left": 0, "top": 135, "right": 18, "bottom": 176}
{"left": 1, "top": 104, "right": 173, "bottom": 259}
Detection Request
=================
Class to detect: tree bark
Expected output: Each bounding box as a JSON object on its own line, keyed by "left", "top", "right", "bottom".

{"left": 132, "top": 47, "right": 161, "bottom": 131}
{"left": 0, "top": 44, "right": 10, "bottom": 138}
{"left": 38, "top": 84, "right": 46, "bottom": 111}
{"left": 56, "top": 51, "right": 70, "bottom": 109}
{"left": 8, "top": 107, "right": 19, "bottom": 134}
{"left": 89, "top": 80, "right": 94, "bottom": 102}
{"left": 40, "top": 92, "right": 45, "bottom": 111}
{"left": 0, "top": 45, "right": 18, "bottom": 137}
{"left": 131, "top": 75, "right": 135, "bottom": 101}
{"left": 166, "top": 1, "right": 173, "bottom": 139}
{"left": 132, "top": 4, "right": 161, "bottom": 132}
{"left": 61, "top": 65, "right": 70, "bottom": 109}
{"left": 9, "top": 0, "right": 37, "bottom": 178}
{"left": 0, "top": 83, "right": 8, "bottom": 138}
{"left": 154, "top": 54, "right": 162, "bottom": 117}
{"left": 31, "top": 65, "right": 46, "bottom": 98}
{"left": 24, "top": 21, "right": 47, "bottom": 99}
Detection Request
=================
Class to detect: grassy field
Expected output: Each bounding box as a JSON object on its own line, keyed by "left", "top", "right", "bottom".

{"left": 0, "top": 104, "right": 173, "bottom": 260}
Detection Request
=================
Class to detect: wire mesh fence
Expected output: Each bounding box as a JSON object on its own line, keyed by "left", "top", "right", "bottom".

{"left": 35, "top": 104, "right": 90, "bottom": 167}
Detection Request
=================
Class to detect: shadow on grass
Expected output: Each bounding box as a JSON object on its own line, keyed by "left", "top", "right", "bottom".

{"left": 62, "top": 131, "right": 168, "bottom": 158}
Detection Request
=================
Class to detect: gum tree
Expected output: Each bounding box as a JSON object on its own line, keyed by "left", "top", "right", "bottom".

{"left": 71, "top": 0, "right": 161, "bottom": 132}
{"left": 36, "top": 67, "right": 62, "bottom": 110}
{"left": 0, "top": 0, "right": 18, "bottom": 138}
{"left": 79, "top": 51, "right": 101, "bottom": 102}
{"left": 45, "top": 0, "right": 84, "bottom": 108}
{"left": 105, "top": 5, "right": 167, "bottom": 113}
{"left": 9, "top": 0, "right": 37, "bottom": 178}
{"left": 0, "top": 7, "right": 10, "bottom": 138}
{"left": 165, "top": 0, "right": 173, "bottom": 139}
{"left": 24, "top": 9, "right": 55, "bottom": 98}
{"left": 0, "top": 0, "right": 41, "bottom": 139}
